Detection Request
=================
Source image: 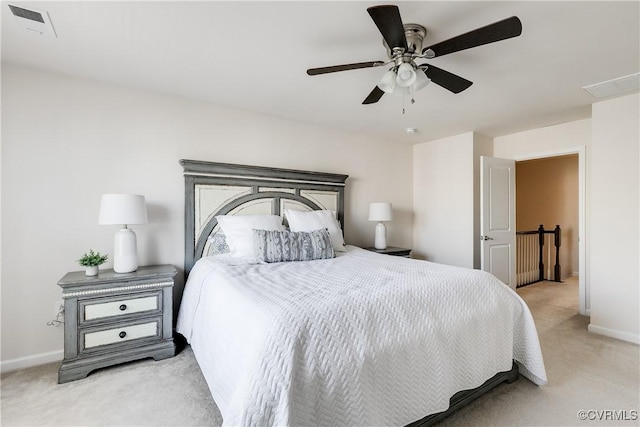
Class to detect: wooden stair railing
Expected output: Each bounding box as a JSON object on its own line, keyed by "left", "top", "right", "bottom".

{"left": 516, "top": 224, "right": 561, "bottom": 287}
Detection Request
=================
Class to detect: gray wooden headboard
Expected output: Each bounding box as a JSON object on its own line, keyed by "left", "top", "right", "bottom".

{"left": 180, "top": 159, "right": 349, "bottom": 275}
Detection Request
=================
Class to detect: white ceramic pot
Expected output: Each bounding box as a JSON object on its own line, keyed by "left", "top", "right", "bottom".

{"left": 85, "top": 266, "right": 99, "bottom": 276}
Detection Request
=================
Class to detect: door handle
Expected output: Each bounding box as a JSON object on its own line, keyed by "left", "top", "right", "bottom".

{"left": 480, "top": 235, "right": 494, "bottom": 240}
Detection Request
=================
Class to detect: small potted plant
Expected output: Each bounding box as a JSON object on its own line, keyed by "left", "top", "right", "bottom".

{"left": 78, "top": 249, "right": 108, "bottom": 276}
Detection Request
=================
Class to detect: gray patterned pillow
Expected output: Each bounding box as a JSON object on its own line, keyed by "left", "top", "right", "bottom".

{"left": 206, "top": 232, "right": 230, "bottom": 256}
{"left": 253, "top": 228, "right": 335, "bottom": 263}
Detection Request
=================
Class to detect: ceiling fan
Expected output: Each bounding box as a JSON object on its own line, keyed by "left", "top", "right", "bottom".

{"left": 307, "top": 5, "right": 522, "bottom": 105}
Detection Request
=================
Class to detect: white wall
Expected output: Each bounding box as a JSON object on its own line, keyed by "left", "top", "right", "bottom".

{"left": 413, "top": 132, "right": 493, "bottom": 269}
{"left": 588, "top": 93, "right": 639, "bottom": 344}
{"left": 1, "top": 64, "right": 414, "bottom": 369}
{"left": 413, "top": 132, "right": 475, "bottom": 267}
{"left": 493, "top": 119, "right": 591, "bottom": 159}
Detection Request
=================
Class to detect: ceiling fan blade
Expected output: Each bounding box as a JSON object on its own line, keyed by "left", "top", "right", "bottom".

{"left": 422, "top": 65, "right": 473, "bottom": 94}
{"left": 307, "top": 61, "right": 385, "bottom": 76}
{"left": 367, "top": 5, "right": 408, "bottom": 51}
{"left": 362, "top": 86, "right": 385, "bottom": 104}
{"left": 423, "top": 16, "right": 522, "bottom": 57}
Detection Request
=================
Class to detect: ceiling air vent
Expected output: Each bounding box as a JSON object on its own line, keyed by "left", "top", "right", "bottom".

{"left": 8, "top": 3, "right": 57, "bottom": 37}
{"left": 582, "top": 72, "right": 640, "bottom": 99}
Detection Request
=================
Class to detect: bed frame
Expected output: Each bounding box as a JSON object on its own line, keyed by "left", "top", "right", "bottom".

{"left": 180, "top": 159, "right": 348, "bottom": 275}
{"left": 179, "top": 159, "right": 519, "bottom": 426}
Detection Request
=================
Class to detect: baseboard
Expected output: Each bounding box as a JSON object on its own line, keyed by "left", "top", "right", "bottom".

{"left": 1, "top": 349, "right": 63, "bottom": 374}
{"left": 588, "top": 324, "right": 640, "bottom": 345}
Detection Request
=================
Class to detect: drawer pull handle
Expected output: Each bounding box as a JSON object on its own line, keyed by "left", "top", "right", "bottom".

{"left": 119, "top": 331, "right": 127, "bottom": 339}
{"left": 119, "top": 304, "right": 127, "bottom": 311}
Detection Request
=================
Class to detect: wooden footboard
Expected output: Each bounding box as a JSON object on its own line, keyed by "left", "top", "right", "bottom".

{"left": 407, "top": 361, "right": 519, "bottom": 426}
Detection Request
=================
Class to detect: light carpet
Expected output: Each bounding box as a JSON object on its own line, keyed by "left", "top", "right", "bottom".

{"left": 2, "top": 277, "right": 638, "bottom": 426}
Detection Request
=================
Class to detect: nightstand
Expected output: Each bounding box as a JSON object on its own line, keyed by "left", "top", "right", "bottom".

{"left": 57, "top": 265, "right": 177, "bottom": 383}
{"left": 364, "top": 246, "right": 412, "bottom": 257}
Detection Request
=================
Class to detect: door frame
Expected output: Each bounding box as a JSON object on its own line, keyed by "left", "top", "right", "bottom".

{"left": 512, "top": 146, "right": 587, "bottom": 316}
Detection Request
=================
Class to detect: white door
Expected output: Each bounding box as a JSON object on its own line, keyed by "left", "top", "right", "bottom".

{"left": 480, "top": 156, "right": 516, "bottom": 288}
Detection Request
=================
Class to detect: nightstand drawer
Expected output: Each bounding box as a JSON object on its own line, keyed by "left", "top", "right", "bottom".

{"left": 81, "top": 292, "right": 161, "bottom": 324}
{"left": 81, "top": 318, "right": 161, "bottom": 352}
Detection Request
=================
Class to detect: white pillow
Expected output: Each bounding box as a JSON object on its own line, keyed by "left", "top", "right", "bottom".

{"left": 284, "top": 209, "right": 346, "bottom": 252}
{"left": 216, "top": 215, "right": 285, "bottom": 258}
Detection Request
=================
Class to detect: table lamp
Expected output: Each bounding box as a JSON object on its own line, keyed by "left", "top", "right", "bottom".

{"left": 99, "top": 194, "right": 148, "bottom": 273}
{"left": 368, "top": 202, "right": 393, "bottom": 250}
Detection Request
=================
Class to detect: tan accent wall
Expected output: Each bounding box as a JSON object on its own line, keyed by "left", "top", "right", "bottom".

{"left": 516, "top": 155, "right": 579, "bottom": 280}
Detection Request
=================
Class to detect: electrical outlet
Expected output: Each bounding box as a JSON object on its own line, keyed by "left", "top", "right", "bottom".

{"left": 54, "top": 300, "right": 64, "bottom": 318}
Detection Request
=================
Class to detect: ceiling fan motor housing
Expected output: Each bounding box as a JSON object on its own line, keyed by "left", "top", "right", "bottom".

{"left": 383, "top": 23, "right": 427, "bottom": 58}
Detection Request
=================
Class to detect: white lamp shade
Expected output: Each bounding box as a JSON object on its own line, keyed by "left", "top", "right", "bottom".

{"left": 413, "top": 69, "right": 431, "bottom": 91}
{"left": 369, "top": 202, "right": 393, "bottom": 222}
{"left": 395, "top": 63, "right": 416, "bottom": 88}
{"left": 377, "top": 69, "right": 397, "bottom": 93}
{"left": 99, "top": 194, "right": 148, "bottom": 225}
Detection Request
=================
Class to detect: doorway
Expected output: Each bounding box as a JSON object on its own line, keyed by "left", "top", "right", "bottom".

{"left": 513, "top": 147, "right": 586, "bottom": 315}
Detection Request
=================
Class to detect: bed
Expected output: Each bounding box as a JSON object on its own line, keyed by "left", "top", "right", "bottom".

{"left": 176, "top": 159, "right": 547, "bottom": 426}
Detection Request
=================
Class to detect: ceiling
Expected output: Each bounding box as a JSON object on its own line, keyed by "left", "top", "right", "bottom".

{"left": 2, "top": 1, "right": 639, "bottom": 143}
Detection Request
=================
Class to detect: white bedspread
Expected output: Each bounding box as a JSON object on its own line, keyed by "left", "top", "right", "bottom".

{"left": 177, "top": 246, "right": 546, "bottom": 426}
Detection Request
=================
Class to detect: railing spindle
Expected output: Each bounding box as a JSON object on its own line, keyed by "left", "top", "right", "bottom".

{"left": 554, "top": 225, "right": 561, "bottom": 282}
{"left": 538, "top": 225, "right": 545, "bottom": 282}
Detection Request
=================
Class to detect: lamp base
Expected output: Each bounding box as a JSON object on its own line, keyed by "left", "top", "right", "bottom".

{"left": 113, "top": 228, "right": 138, "bottom": 273}
{"left": 374, "top": 222, "right": 387, "bottom": 250}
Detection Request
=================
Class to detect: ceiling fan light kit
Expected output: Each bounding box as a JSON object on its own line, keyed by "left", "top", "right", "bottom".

{"left": 306, "top": 5, "right": 522, "bottom": 107}
{"left": 413, "top": 69, "right": 431, "bottom": 91}
{"left": 378, "top": 69, "right": 397, "bottom": 93}
{"left": 395, "top": 63, "right": 417, "bottom": 87}
{"left": 378, "top": 62, "right": 431, "bottom": 96}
